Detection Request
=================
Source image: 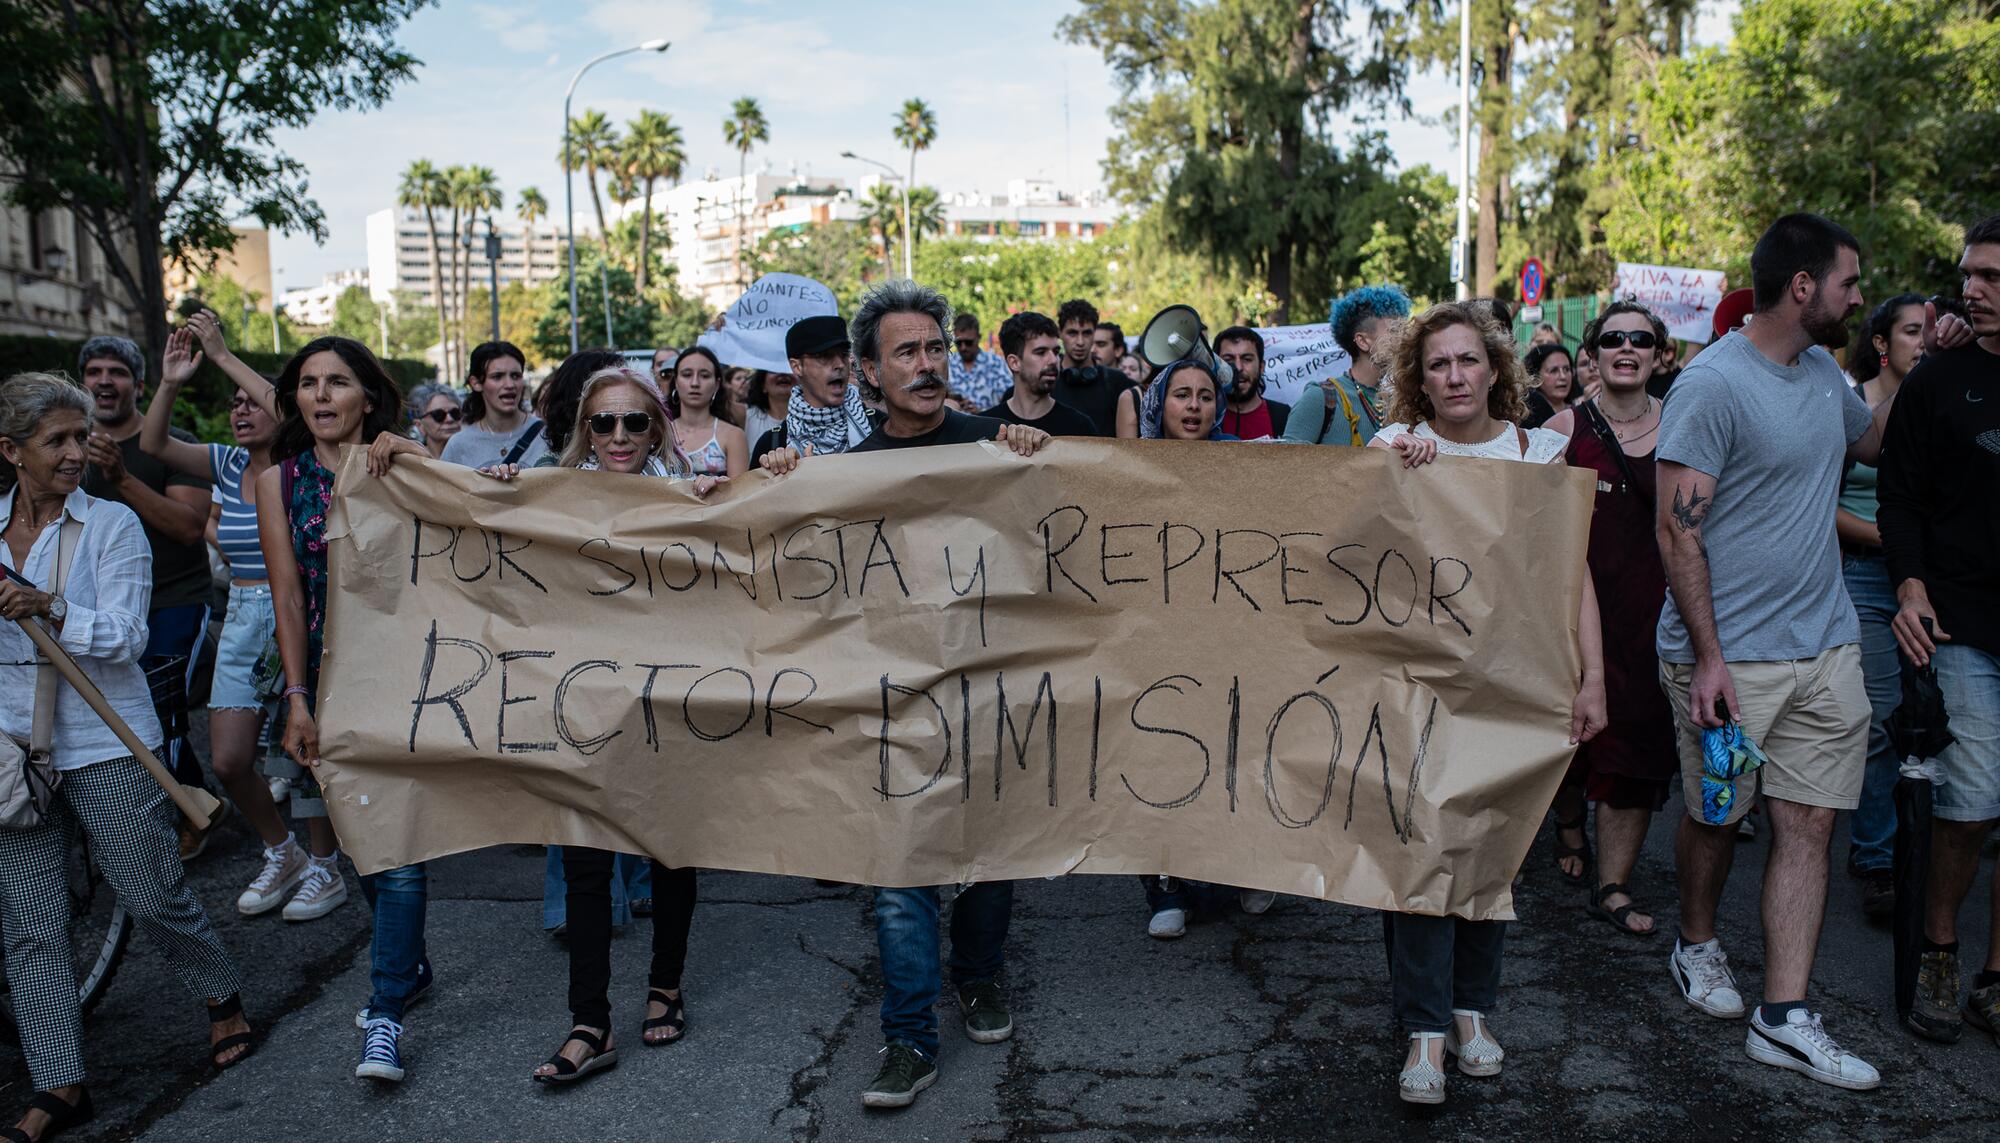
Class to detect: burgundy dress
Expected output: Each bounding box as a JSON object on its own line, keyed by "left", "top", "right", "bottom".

{"left": 1566, "top": 424, "right": 1677, "bottom": 799}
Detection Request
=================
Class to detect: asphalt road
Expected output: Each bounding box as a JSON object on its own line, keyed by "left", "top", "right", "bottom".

{"left": 2, "top": 712, "right": 1995, "bottom": 1142}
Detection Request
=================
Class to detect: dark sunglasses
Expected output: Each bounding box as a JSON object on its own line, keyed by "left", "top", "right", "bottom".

{"left": 423, "top": 408, "right": 463, "bottom": 424}
{"left": 587, "top": 411, "right": 653, "bottom": 436}
{"left": 1595, "top": 330, "right": 1659, "bottom": 350}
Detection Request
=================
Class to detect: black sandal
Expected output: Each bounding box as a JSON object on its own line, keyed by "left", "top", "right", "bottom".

{"left": 1551, "top": 814, "right": 1591, "bottom": 884}
{"left": 642, "top": 988, "right": 687, "bottom": 1046}
{"left": 532, "top": 1027, "right": 618, "bottom": 1084}
{"left": 207, "top": 994, "right": 256, "bottom": 1071}
{"left": 1589, "top": 882, "right": 1657, "bottom": 937}
{"left": 0, "top": 1090, "right": 94, "bottom": 1143}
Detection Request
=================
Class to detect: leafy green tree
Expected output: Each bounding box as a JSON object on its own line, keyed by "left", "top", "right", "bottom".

{"left": 1604, "top": 0, "right": 2000, "bottom": 298}
{"left": 171, "top": 270, "right": 302, "bottom": 356}
{"left": 1064, "top": 0, "right": 1407, "bottom": 322}
{"left": 0, "top": 0, "right": 425, "bottom": 375}
{"left": 747, "top": 222, "right": 879, "bottom": 315}
{"left": 912, "top": 236, "right": 1110, "bottom": 334}
{"left": 530, "top": 243, "right": 661, "bottom": 358}
{"left": 722, "top": 97, "right": 770, "bottom": 282}
{"left": 450, "top": 164, "right": 502, "bottom": 352}
{"left": 622, "top": 110, "right": 686, "bottom": 292}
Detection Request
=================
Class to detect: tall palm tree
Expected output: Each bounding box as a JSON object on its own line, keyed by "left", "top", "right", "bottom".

{"left": 459, "top": 166, "right": 503, "bottom": 341}
{"left": 906, "top": 185, "right": 945, "bottom": 248}
{"left": 397, "top": 159, "right": 449, "bottom": 378}
{"left": 721, "top": 97, "right": 770, "bottom": 285}
{"left": 620, "top": 110, "right": 686, "bottom": 293}
{"left": 440, "top": 164, "right": 470, "bottom": 373}
{"left": 892, "top": 98, "right": 937, "bottom": 269}
{"left": 560, "top": 109, "right": 621, "bottom": 245}
{"left": 516, "top": 187, "right": 548, "bottom": 275}
{"left": 862, "top": 182, "right": 903, "bottom": 275}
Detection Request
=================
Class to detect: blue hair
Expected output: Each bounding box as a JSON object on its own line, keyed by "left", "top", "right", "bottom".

{"left": 1328, "top": 285, "right": 1412, "bottom": 357}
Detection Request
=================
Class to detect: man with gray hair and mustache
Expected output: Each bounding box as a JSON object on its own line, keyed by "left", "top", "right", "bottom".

{"left": 757, "top": 281, "right": 1049, "bottom": 1110}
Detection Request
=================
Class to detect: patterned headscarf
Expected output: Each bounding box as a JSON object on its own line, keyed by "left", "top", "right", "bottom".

{"left": 1139, "top": 362, "right": 1229, "bottom": 440}
{"left": 784, "top": 383, "right": 873, "bottom": 456}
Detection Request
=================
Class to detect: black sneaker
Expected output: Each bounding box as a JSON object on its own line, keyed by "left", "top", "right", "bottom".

{"left": 958, "top": 979, "right": 1014, "bottom": 1044}
{"left": 1909, "top": 949, "right": 1964, "bottom": 1043}
{"left": 1858, "top": 869, "right": 1894, "bottom": 922}
{"left": 862, "top": 1043, "right": 937, "bottom": 1109}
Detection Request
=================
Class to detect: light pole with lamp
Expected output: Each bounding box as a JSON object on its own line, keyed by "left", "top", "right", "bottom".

{"left": 564, "top": 38, "right": 670, "bottom": 354}
{"left": 1452, "top": 0, "right": 1472, "bottom": 301}
{"left": 484, "top": 217, "right": 502, "bottom": 340}
{"left": 842, "top": 150, "right": 911, "bottom": 280}
{"left": 270, "top": 268, "right": 282, "bottom": 352}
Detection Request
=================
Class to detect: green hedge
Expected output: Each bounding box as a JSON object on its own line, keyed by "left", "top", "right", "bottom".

{"left": 0, "top": 333, "right": 434, "bottom": 443}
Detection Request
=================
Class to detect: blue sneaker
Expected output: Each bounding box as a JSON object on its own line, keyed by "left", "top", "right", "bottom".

{"left": 355, "top": 958, "right": 433, "bottom": 1028}
{"left": 356, "top": 1018, "right": 406, "bottom": 1082}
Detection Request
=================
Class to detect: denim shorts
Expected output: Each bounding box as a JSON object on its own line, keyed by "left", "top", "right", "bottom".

{"left": 1933, "top": 643, "right": 2000, "bottom": 823}
{"left": 209, "top": 584, "right": 274, "bottom": 713}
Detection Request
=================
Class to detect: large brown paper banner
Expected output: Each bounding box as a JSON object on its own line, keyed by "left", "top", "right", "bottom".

{"left": 317, "top": 440, "right": 1594, "bottom": 920}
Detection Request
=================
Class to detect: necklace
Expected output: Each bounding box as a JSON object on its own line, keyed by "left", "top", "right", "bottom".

{"left": 1615, "top": 421, "right": 1659, "bottom": 443}
{"left": 1604, "top": 396, "right": 1656, "bottom": 425}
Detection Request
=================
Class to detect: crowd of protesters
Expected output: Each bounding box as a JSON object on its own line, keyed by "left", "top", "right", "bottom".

{"left": 0, "top": 209, "right": 1994, "bottom": 1138}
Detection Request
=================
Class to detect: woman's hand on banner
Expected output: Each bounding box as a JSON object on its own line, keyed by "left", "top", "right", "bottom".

{"left": 284, "top": 704, "right": 321, "bottom": 770}
{"left": 366, "top": 434, "right": 428, "bottom": 477}
{"left": 1569, "top": 673, "right": 1608, "bottom": 744}
{"left": 477, "top": 463, "right": 521, "bottom": 482}
{"left": 693, "top": 474, "right": 728, "bottom": 498}
{"left": 1386, "top": 433, "right": 1438, "bottom": 468}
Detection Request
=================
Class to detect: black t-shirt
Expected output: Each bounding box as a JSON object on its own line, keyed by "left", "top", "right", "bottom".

{"left": 849, "top": 410, "right": 1006, "bottom": 453}
{"left": 980, "top": 395, "right": 1100, "bottom": 436}
{"left": 1875, "top": 342, "right": 2000, "bottom": 656}
{"left": 81, "top": 427, "right": 211, "bottom": 611}
{"left": 1646, "top": 367, "right": 1680, "bottom": 400}
{"left": 1053, "top": 365, "right": 1133, "bottom": 439}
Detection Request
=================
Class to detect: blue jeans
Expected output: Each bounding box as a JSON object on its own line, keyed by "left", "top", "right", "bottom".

{"left": 1387, "top": 913, "right": 1506, "bottom": 1033}
{"left": 1844, "top": 555, "right": 1900, "bottom": 871}
{"left": 875, "top": 881, "right": 1013, "bottom": 1057}
{"left": 357, "top": 863, "right": 428, "bottom": 1022}
{"left": 542, "top": 846, "right": 651, "bottom": 929}
{"left": 1932, "top": 643, "right": 2000, "bottom": 822}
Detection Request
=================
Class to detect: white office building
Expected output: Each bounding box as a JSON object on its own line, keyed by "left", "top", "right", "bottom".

{"left": 281, "top": 268, "right": 370, "bottom": 327}
{"left": 365, "top": 207, "right": 569, "bottom": 310}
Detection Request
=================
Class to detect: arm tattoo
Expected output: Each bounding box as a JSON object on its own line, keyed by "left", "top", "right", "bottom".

{"left": 1670, "top": 485, "right": 1710, "bottom": 533}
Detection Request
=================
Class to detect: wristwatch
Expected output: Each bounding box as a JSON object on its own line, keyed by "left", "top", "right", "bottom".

{"left": 46, "top": 595, "right": 66, "bottom": 624}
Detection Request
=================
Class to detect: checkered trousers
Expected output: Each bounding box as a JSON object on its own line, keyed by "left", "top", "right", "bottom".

{"left": 0, "top": 756, "right": 242, "bottom": 1090}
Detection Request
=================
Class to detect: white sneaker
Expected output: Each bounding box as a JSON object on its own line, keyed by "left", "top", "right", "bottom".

{"left": 236, "top": 838, "right": 307, "bottom": 916}
{"left": 1745, "top": 1008, "right": 1881, "bottom": 1090}
{"left": 282, "top": 857, "right": 349, "bottom": 922}
{"left": 1147, "top": 908, "right": 1187, "bottom": 940}
{"left": 1671, "top": 938, "right": 1746, "bottom": 1018}
{"left": 1238, "top": 889, "right": 1276, "bottom": 915}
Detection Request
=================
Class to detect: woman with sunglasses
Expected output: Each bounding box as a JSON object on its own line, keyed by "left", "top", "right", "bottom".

{"left": 140, "top": 313, "right": 350, "bottom": 924}
{"left": 1541, "top": 301, "right": 1678, "bottom": 938}
{"left": 667, "top": 346, "right": 748, "bottom": 478}
{"left": 474, "top": 366, "right": 719, "bottom": 1083}
{"left": 1366, "top": 301, "right": 1607, "bottom": 1105}
{"left": 408, "top": 385, "right": 463, "bottom": 457}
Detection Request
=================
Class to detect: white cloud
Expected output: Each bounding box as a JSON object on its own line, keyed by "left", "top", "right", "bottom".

{"left": 466, "top": 3, "right": 558, "bottom": 53}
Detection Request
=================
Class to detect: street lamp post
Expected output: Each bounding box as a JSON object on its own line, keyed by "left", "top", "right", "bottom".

{"left": 843, "top": 150, "right": 911, "bottom": 280}
{"left": 564, "top": 38, "right": 671, "bottom": 354}
{"left": 271, "top": 268, "right": 282, "bottom": 352}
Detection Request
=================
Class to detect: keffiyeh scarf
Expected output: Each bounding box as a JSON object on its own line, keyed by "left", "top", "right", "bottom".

{"left": 785, "top": 384, "right": 873, "bottom": 456}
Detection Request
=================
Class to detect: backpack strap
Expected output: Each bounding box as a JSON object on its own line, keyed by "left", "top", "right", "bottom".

{"left": 1316, "top": 380, "right": 1364, "bottom": 445}
{"left": 1577, "top": 400, "right": 1647, "bottom": 496}
{"left": 502, "top": 419, "right": 545, "bottom": 466}
{"left": 29, "top": 516, "right": 83, "bottom": 763}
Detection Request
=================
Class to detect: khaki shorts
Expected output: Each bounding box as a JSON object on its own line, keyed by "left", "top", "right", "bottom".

{"left": 1660, "top": 644, "right": 1869, "bottom": 823}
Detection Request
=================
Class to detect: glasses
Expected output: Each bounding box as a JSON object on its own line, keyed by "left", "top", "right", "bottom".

{"left": 655, "top": 363, "right": 676, "bottom": 375}
{"left": 423, "top": 408, "right": 463, "bottom": 424}
{"left": 1595, "top": 330, "right": 1659, "bottom": 350}
{"left": 587, "top": 411, "right": 653, "bottom": 436}
{"left": 954, "top": 338, "right": 979, "bottom": 349}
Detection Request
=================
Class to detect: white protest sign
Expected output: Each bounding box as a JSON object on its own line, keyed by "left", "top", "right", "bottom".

{"left": 697, "top": 273, "right": 839, "bottom": 372}
{"left": 1251, "top": 323, "right": 1353, "bottom": 406}
{"left": 1614, "top": 263, "right": 1728, "bottom": 344}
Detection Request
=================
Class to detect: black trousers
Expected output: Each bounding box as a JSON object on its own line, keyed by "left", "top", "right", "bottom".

{"left": 563, "top": 848, "right": 696, "bottom": 1028}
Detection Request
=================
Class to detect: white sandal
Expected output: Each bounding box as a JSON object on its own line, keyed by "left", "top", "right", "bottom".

{"left": 1398, "top": 1031, "right": 1447, "bottom": 1104}
{"left": 1445, "top": 1009, "right": 1504, "bottom": 1077}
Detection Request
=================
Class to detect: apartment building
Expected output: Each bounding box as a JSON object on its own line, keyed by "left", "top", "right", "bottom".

{"left": 365, "top": 207, "right": 569, "bottom": 310}
{"left": 0, "top": 182, "right": 145, "bottom": 341}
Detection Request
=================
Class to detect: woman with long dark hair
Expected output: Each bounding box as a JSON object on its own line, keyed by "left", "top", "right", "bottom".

{"left": 255, "top": 337, "right": 433, "bottom": 1085}
{"left": 666, "top": 346, "right": 748, "bottom": 477}
{"left": 740, "top": 369, "right": 794, "bottom": 448}
{"left": 440, "top": 340, "right": 542, "bottom": 468}
{"left": 1838, "top": 293, "right": 1929, "bottom": 913}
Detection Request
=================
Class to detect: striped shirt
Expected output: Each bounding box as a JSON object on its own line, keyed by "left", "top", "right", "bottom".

{"left": 207, "top": 444, "right": 268, "bottom": 581}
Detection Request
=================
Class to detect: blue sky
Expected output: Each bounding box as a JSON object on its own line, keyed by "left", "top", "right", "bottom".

{"left": 269, "top": 0, "right": 1736, "bottom": 289}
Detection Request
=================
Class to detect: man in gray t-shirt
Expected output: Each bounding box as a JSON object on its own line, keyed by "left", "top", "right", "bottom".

{"left": 1653, "top": 214, "right": 1901, "bottom": 1092}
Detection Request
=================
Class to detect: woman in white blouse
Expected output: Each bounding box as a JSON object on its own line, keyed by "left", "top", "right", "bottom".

{"left": 0, "top": 372, "right": 252, "bottom": 1143}
{"left": 1365, "top": 303, "right": 1608, "bottom": 1105}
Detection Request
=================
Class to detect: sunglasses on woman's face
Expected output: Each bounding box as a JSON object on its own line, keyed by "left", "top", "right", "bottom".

{"left": 424, "top": 408, "right": 463, "bottom": 423}
{"left": 588, "top": 411, "right": 653, "bottom": 436}
{"left": 1595, "top": 330, "right": 1659, "bottom": 350}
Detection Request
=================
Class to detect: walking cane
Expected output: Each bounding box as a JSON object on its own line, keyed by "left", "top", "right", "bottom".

{"left": 3, "top": 565, "right": 225, "bottom": 828}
